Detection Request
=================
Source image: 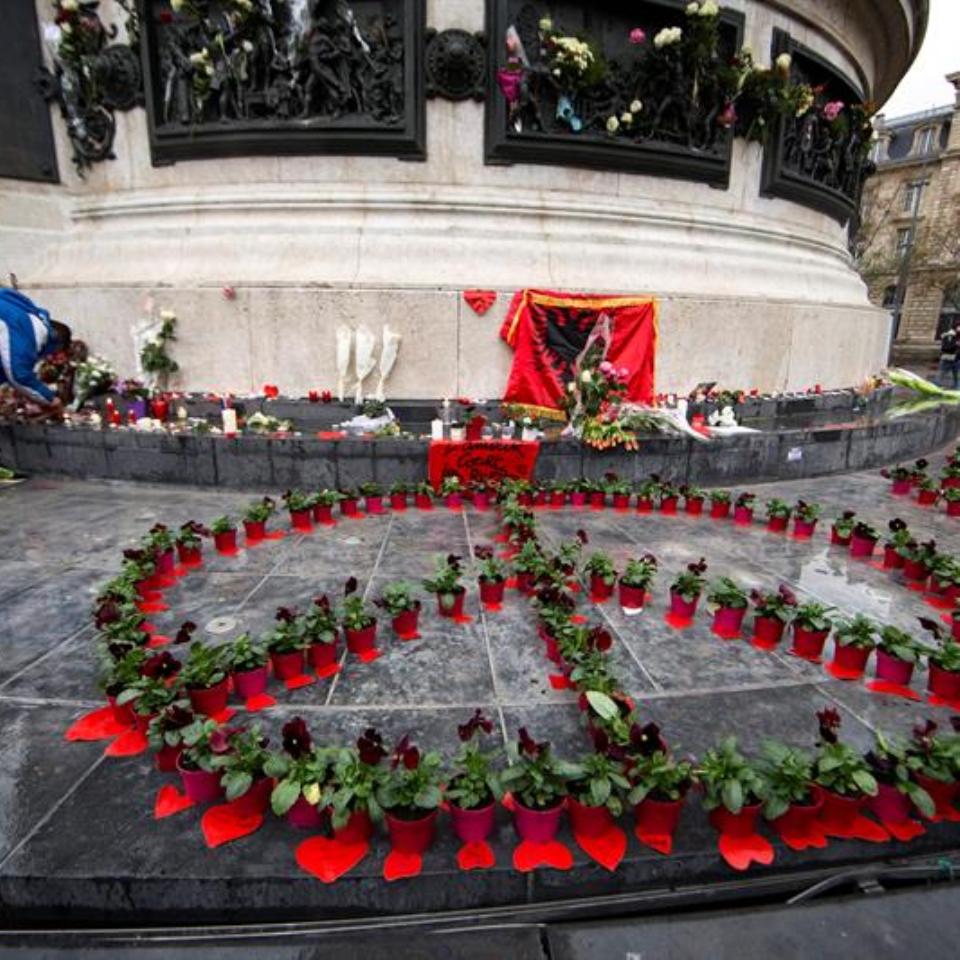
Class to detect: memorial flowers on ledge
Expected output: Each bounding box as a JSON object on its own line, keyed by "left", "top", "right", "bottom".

{"left": 697, "top": 737, "right": 767, "bottom": 834}
{"left": 447, "top": 711, "right": 504, "bottom": 844}
{"left": 265, "top": 717, "right": 332, "bottom": 829}
{"left": 339, "top": 578, "right": 377, "bottom": 655}
{"left": 669, "top": 558, "right": 708, "bottom": 619}
{"left": 375, "top": 582, "right": 421, "bottom": 637}
{"left": 474, "top": 546, "right": 507, "bottom": 606}
{"left": 423, "top": 554, "right": 466, "bottom": 618}
{"left": 324, "top": 730, "right": 388, "bottom": 834}
{"left": 619, "top": 554, "right": 657, "bottom": 610}
{"left": 377, "top": 736, "right": 445, "bottom": 854}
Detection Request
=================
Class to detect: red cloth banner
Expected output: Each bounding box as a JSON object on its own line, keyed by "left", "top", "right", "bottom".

{"left": 428, "top": 440, "right": 539, "bottom": 489}
{"left": 499, "top": 289, "right": 658, "bottom": 417}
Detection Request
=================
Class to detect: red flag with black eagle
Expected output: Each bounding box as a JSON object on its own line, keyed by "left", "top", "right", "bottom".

{"left": 499, "top": 290, "right": 658, "bottom": 417}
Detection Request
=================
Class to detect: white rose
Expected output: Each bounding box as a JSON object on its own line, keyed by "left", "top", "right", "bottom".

{"left": 630, "top": 99, "right": 643, "bottom": 114}
{"left": 775, "top": 52, "right": 792, "bottom": 73}
{"left": 567, "top": 381, "right": 576, "bottom": 393}
{"left": 553, "top": 68, "right": 561, "bottom": 77}
{"left": 699, "top": 0, "right": 719, "bottom": 15}
{"left": 159, "top": 308, "right": 176, "bottom": 321}
{"left": 621, "top": 112, "right": 633, "bottom": 125}
{"left": 581, "top": 370, "right": 592, "bottom": 383}
{"left": 686, "top": 2, "right": 699, "bottom": 13}
{"left": 242, "top": 40, "right": 254, "bottom": 53}
{"left": 539, "top": 17, "right": 552, "bottom": 31}
{"left": 606, "top": 116, "right": 619, "bottom": 134}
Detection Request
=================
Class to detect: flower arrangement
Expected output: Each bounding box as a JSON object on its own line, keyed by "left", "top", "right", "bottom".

{"left": 376, "top": 736, "right": 445, "bottom": 818}
{"left": 621, "top": 554, "right": 658, "bottom": 590}
{"left": 670, "top": 559, "right": 708, "bottom": 601}
{"left": 750, "top": 584, "right": 797, "bottom": 623}
{"left": 501, "top": 728, "right": 580, "bottom": 811}
{"left": 697, "top": 737, "right": 766, "bottom": 814}
{"left": 422, "top": 554, "right": 465, "bottom": 610}
{"left": 706, "top": 577, "right": 749, "bottom": 610}
{"left": 446, "top": 711, "right": 503, "bottom": 812}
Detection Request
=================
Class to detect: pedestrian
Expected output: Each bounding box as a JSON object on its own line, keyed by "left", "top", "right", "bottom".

{"left": 0, "top": 287, "right": 72, "bottom": 418}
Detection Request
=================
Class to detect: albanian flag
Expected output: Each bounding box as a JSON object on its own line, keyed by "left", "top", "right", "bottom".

{"left": 499, "top": 290, "right": 658, "bottom": 418}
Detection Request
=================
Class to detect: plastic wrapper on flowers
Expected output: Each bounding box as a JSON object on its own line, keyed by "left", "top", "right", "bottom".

{"left": 353, "top": 325, "right": 378, "bottom": 405}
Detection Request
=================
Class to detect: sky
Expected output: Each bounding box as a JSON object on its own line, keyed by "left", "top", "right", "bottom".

{"left": 881, "top": 0, "right": 958, "bottom": 118}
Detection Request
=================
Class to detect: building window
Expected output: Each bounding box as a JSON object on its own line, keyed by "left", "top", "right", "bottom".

{"left": 895, "top": 227, "right": 913, "bottom": 258}
{"left": 882, "top": 285, "right": 898, "bottom": 308}
{"left": 902, "top": 180, "right": 925, "bottom": 213}
{"left": 937, "top": 284, "right": 960, "bottom": 337}
{"left": 914, "top": 126, "right": 937, "bottom": 155}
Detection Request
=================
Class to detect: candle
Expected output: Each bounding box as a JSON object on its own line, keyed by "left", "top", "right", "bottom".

{"left": 430, "top": 419, "right": 444, "bottom": 441}
{"left": 177, "top": 406, "right": 188, "bottom": 421}
{"left": 221, "top": 408, "right": 238, "bottom": 436}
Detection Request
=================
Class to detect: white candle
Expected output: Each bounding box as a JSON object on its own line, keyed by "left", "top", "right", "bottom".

{"left": 431, "top": 419, "right": 444, "bottom": 441}
{"left": 221, "top": 408, "right": 238, "bottom": 435}
{"left": 177, "top": 405, "right": 188, "bottom": 421}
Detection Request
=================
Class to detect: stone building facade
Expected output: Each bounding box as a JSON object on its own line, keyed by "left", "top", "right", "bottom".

{"left": 859, "top": 72, "right": 960, "bottom": 363}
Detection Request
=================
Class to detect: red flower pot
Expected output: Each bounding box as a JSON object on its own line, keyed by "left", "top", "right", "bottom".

{"left": 589, "top": 491, "right": 606, "bottom": 509}
{"left": 793, "top": 519, "right": 817, "bottom": 538}
{"left": 710, "top": 501, "right": 731, "bottom": 519}
{"left": 819, "top": 789, "right": 864, "bottom": 829}
{"left": 636, "top": 498, "right": 654, "bottom": 514}
{"left": 568, "top": 797, "right": 614, "bottom": 837}
{"left": 313, "top": 503, "right": 334, "bottom": 524}
{"left": 237, "top": 777, "right": 274, "bottom": 816}
{"left": 415, "top": 493, "right": 433, "bottom": 510}
{"left": 948, "top": 500, "right": 960, "bottom": 518}
{"left": 791, "top": 625, "right": 830, "bottom": 659}
{"left": 155, "top": 743, "right": 182, "bottom": 773}
{"left": 365, "top": 495, "right": 383, "bottom": 514}
{"left": 518, "top": 492, "right": 534, "bottom": 507}
{"left": 550, "top": 491, "right": 567, "bottom": 508}
{"left": 213, "top": 529, "right": 237, "bottom": 552}
{"left": 270, "top": 649, "right": 306, "bottom": 680}
{"left": 713, "top": 606, "right": 746, "bottom": 635}
{"left": 891, "top": 479, "right": 912, "bottom": 495}
{"left": 589, "top": 574, "right": 614, "bottom": 600}
{"left": 345, "top": 623, "right": 377, "bottom": 654}
{"left": 340, "top": 498, "right": 359, "bottom": 517}
{"left": 928, "top": 664, "right": 960, "bottom": 699}
{"left": 449, "top": 801, "right": 496, "bottom": 844}
{"left": 188, "top": 678, "right": 229, "bottom": 717}
{"left": 244, "top": 519, "right": 266, "bottom": 541}
{"left": 733, "top": 506, "right": 753, "bottom": 525}
{"left": 902, "top": 559, "right": 928, "bottom": 582}
{"left": 943, "top": 476, "right": 960, "bottom": 490}
{"left": 771, "top": 789, "right": 823, "bottom": 834}
{"left": 155, "top": 549, "right": 175, "bottom": 577}
{"left": 437, "top": 589, "right": 466, "bottom": 618}
{"left": 883, "top": 545, "right": 904, "bottom": 569}
{"left": 609, "top": 493, "right": 628, "bottom": 509}
{"left": 832, "top": 643, "right": 871, "bottom": 673}
{"left": 177, "top": 543, "right": 202, "bottom": 564}
{"left": 107, "top": 695, "right": 136, "bottom": 727}
{"left": 660, "top": 497, "right": 678, "bottom": 514}
{"left": 619, "top": 582, "right": 646, "bottom": 609}
{"left": 869, "top": 783, "right": 911, "bottom": 823}
{"left": 915, "top": 773, "right": 958, "bottom": 812}
{"left": 513, "top": 800, "right": 563, "bottom": 843}
{"left": 287, "top": 795, "right": 325, "bottom": 830}
{"left": 473, "top": 491, "right": 491, "bottom": 511}
{"left": 391, "top": 607, "right": 420, "bottom": 636}
{"left": 337, "top": 809, "right": 374, "bottom": 844}
{"left": 753, "top": 616, "right": 784, "bottom": 646}
{"left": 849, "top": 533, "right": 876, "bottom": 558}
{"left": 953, "top": 617, "right": 960, "bottom": 642}
{"left": 708, "top": 802, "right": 761, "bottom": 838}
{"left": 479, "top": 578, "right": 505, "bottom": 605}
{"left": 633, "top": 795, "right": 685, "bottom": 838}
{"left": 767, "top": 516, "right": 788, "bottom": 532}
{"left": 465, "top": 417, "right": 486, "bottom": 441}
{"left": 151, "top": 398, "right": 169, "bottom": 421}
{"left": 533, "top": 490, "right": 548, "bottom": 507}
{"left": 875, "top": 650, "right": 915, "bottom": 686}
{"left": 443, "top": 493, "right": 462, "bottom": 510}
{"left": 389, "top": 492, "right": 408, "bottom": 511}
{"left": 290, "top": 509, "right": 312, "bottom": 531}
{"left": 918, "top": 489, "right": 939, "bottom": 505}
{"left": 385, "top": 809, "right": 438, "bottom": 854}
{"left": 669, "top": 590, "right": 699, "bottom": 619}
{"left": 177, "top": 756, "right": 224, "bottom": 804}
{"left": 685, "top": 498, "right": 704, "bottom": 516}
{"left": 570, "top": 491, "right": 587, "bottom": 508}
{"left": 830, "top": 527, "right": 851, "bottom": 546}
{"left": 515, "top": 571, "right": 536, "bottom": 595}
{"left": 309, "top": 641, "right": 339, "bottom": 670}
{"left": 232, "top": 664, "right": 269, "bottom": 699}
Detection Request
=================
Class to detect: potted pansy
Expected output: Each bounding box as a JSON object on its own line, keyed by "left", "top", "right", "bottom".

{"left": 733, "top": 492, "right": 756, "bottom": 524}
{"left": 916, "top": 474, "right": 940, "bottom": 506}
{"left": 566, "top": 750, "right": 630, "bottom": 838}
{"left": 941, "top": 459, "right": 960, "bottom": 490}
{"left": 474, "top": 546, "right": 507, "bottom": 606}
{"left": 339, "top": 578, "right": 378, "bottom": 654}
{"left": 943, "top": 486, "right": 960, "bottom": 517}
{"left": 669, "top": 559, "right": 708, "bottom": 619}
{"left": 176, "top": 521, "right": 209, "bottom": 565}
{"left": 177, "top": 717, "right": 229, "bottom": 804}
{"left": 606, "top": 475, "right": 632, "bottom": 510}
{"left": 511, "top": 540, "right": 547, "bottom": 595}
{"left": 501, "top": 728, "right": 580, "bottom": 843}
{"left": 635, "top": 477, "right": 660, "bottom": 513}
{"left": 210, "top": 515, "right": 238, "bottom": 553}
{"left": 759, "top": 740, "right": 822, "bottom": 833}
{"left": 569, "top": 478, "right": 590, "bottom": 509}
{"left": 882, "top": 518, "right": 910, "bottom": 569}
{"left": 553, "top": 529, "right": 587, "bottom": 577}
{"left": 414, "top": 481, "right": 434, "bottom": 510}
{"left": 265, "top": 717, "right": 333, "bottom": 830}
{"left": 584, "top": 550, "right": 618, "bottom": 601}
{"left": 706, "top": 577, "right": 750, "bottom": 636}
{"left": 793, "top": 500, "right": 821, "bottom": 538}
{"left": 100, "top": 647, "right": 147, "bottom": 724}
{"left": 389, "top": 480, "right": 409, "bottom": 511}
{"left": 339, "top": 487, "right": 360, "bottom": 517}
{"left": 530, "top": 482, "right": 547, "bottom": 509}
{"left": 146, "top": 701, "right": 195, "bottom": 773}
{"left": 377, "top": 735, "right": 445, "bottom": 855}
{"left": 323, "top": 728, "right": 389, "bottom": 839}
{"left": 180, "top": 642, "right": 229, "bottom": 717}
{"left": 472, "top": 480, "right": 494, "bottom": 511}
{"left": 881, "top": 464, "right": 914, "bottom": 495}
{"left": 116, "top": 667, "right": 181, "bottom": 734}
{"left": 681, "top": 484, "right": 706, "bottom": 516}
{"left": 927, "top": 554, "right": 958, "bottom": 599}
{"left": 910, "top": 458, "right": 929, "bottom": 486}
{"left": 901, "top": 538, "right": 937, "bottom": 582}
{"left": 874, "top": 626, "right": 922, "bottom": 687}
{"left": 697, "top": 737, "right": 767, "bottom": 835}
{"left": 423, "top": 553, "right": 467, "bottom": 618}
{"left": 303, "top": 594, "right": 340, "bottom": 669}
{"left": 708, "top": 489, "right": 732, "bottom": 520}
{"left": 765, "top": 498, "right": 791, "bottom": 533}
{"left": 243, "top": 497, "right": 276, "bottom": 540}
{"left": 627, "top": 724, "right": 693, "bottom": 845}
{"left": 813, "top": 708, "right": 878, "bottom": 828}
{"left": 830, "top": 510, "right": 857, "bottom": 546}
{"left": 547, "top": 480, "right": 568, "bottom": 509}
{"left": 313, "top": 489, "right": 342, "bottom": 524}
{"left": 586, "top": 479, "right": 606, "bottom": 510}
{"left": 918, "top": 619, "right": 960, "bottom": 699}
{"left": 210, "top": 724, "right": 274, "bottom": 810}
{"left": 446, "top": 710, "right": 503, "bottom": 844}
{"left": 829, "top": 614, "right": 876, "bottom": 675}
{"left": 906, "top": 720, "right": 960, "bottom": 816}
{"left": 144, "top": 524, "right": 176, "bottom": 577}
{"left": 440, "top": 475, "right": 464, "bottom": 510}
{"left": 658, "top": 481, "right": 681, "bottom": 514}
{"left": 849, "top": 520, "right": 880, "bottom": 558}
{"left": 283, "top": 489, "right": 314, "bottom": 530}
{"left": 374, "top": 581, "right": 421, "bottom": 637}
{"left": 749, "top": 584, "right": 797, "bottom": 646}
{"left": 265, "top": 606, "right": 308, "bottom": 679}
{"left": 359, "top": 481, "right": 384, "bottom": 514}
{"left": 223, "top": 633, "right": 270, "bottom": 700}
{"left": 790, "top": 601, "right": 836, "bottom": 660}
{"left": 864, "top": 734, "right": 935, "bottom": 823}
{"left": 619, "top": 554, "right": 657, "bottom": 610}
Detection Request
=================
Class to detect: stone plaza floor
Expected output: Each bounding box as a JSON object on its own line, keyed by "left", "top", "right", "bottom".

{"left": 0, "top": 453, "right": 959, "bottom": 923}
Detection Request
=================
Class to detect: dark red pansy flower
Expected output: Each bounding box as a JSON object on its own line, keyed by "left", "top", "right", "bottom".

{"left": 473, "top": 545, "right": 494, "bottom": 561}
{"left": 162, "top": 703, "right": 193, "bottom": 728}
{"left": 313, "top": 594, "right": 331, "bottom": 611}
{"left": 282, "top": 717, "right": 312, "bottom": 758}
{"left": 576, "top": 529, "right": 588, "bottom": 544}
{"left": 210, "top": 726, "right": 243, "bottom": 754}
{"left": 402, "top": 745, "right": 420, "bottom": 770}
{"left": 816, "top": 707, "right": 842, "bottom": 743}
{"left": 391, "top": 734, "right": 412, "bottom": 769}
{"left": 591, "top": 727, "right": 610, "bottom": 754}
{"left": 308, "top": 390, "right": 320, "bottom": 403}
{"left": 357, "top": 728, "right": 387, "bottom": 765}
{"left": 321, "top": 390, "right": 333, "bottom": 403}
{"left": 95, "top": 600, "right": 121, "bottom": 628}
{"left": 142, "top": 651, "right": 180, "bottom": 679}
{"left": 518, "top": 727, "right": 546, "bottom": 758}
{"left": 344, "top": 577, "right": 358, "bottom": 596}
{"left": 174, "top": 621, "right": 197, "bottom": 644}
{"left": 275, "top": 606, "right": 297, "bottom": 624}
{"left": 630, "top": 722, "right": 666, "bottom": 757}
{"left": 458, "top": 709, "right": 493, "bottom": 742}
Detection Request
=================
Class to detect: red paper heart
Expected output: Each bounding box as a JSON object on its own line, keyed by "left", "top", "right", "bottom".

{"left": 716, "top": 831, "right": 775, "bottom": 871}
{"left": 567, "top": 582, "right": 582, "bottom": 594}
{"left": 146, "top": 634, "right": 172, "bottom": 648}
{"left": 154, "top": 784, "right": 195, "bottom": 819}
{"left": 512, "top": 839, "right": 574, "bottom": 872}
{"left": 928, "top": 694, "right": 960, "bottom": 711}
{"left": 820, "top": 813, "right": 890, "bottom": 843}
{"left": 210, "top": 708, "right": 236, "bottom": 724}
{"left": 500, "top": 792, "right": 516, "bottom": 813}
{"left": 104, "top": 727, "right": 148, "bottom": 757}
{"left": 141, "top": 621, "right": 158, "bottom": 633}
{"left": 285, "top": 674, "right": 318, "bottom": 689}
{"left": 570, "top": 614, "right": 588, "bottom": 624}
{"left": 549, "top": 674, "right": 572, "bottom": 690}
{"left": 314, "top": 663, "right": 341, "bottom": 679}
{"left": 905, "top": 581, "right": 926, "bottom": 593}
{"left": 244, "top": 693, "right": 276, "bottom": 712}
{"left": 397, "top": 631, "right": 421, "bottom": 641}
{"left": 634, "top": 825, "right": 674, "bottom": 856}
{"left": 457, "top": 841, "right": 496, "bottom": 871}
{"left": 923, "top": 595, "right": 954, "bottom": 610}
{"left": 296, "top": 836, "right": 369, "bottom": 883}
{"left": 771, "top": 820, "right": 828, "bottom": 852}
{"left": 573, "top": 826, "right": 627, "bottom": 872}
{"left": 482, "top": 603, "right": 502, "bottom": 613}
{"left": 201, "top": 801, "right": 264, "bottom": 848}
{"left": 464, "top": 290, "right": 497, "bottom": 315}
{"left": 664, "top": 612, "right": 694, "bottom": 630}
{"left": 878, "top": 817, "right": 925, "bottom": 842}
{"left": 711, "top": 624, "right": 742, "bottom": 641}
{"left": 493, "top": 534, "right": 509, "bottom": 544}
{"left": 749, "top": 635, "right": 779, "bottom": 652}
{"left": 383, "top": 849, "right": 423, "bottom": 882}
{"left": 865, "top": 680, "right": 921, "bottom": 701}
{"left": 452, "top": 614, "right": 474, "bottom": 624}
{"left": 357, "top": 649, "right": 382, "bottom": 664}
{"left": 65, "top": 706, "right": 131, "bottom": 742}
{"left": 824, "top": 660, "right": 865, "bottom": 681}
{"left": 137, "top": 600, "right": 168, "bottom": 613}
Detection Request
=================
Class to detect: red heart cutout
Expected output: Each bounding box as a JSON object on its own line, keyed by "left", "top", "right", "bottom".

{"left": 711, "top": 624, "right": 742, "bottom": 641}
{"left": 154, "top": 784, "right": 195, "bottom": 819}
{"left": 570, "top": 614, "right": 588, "bottom": 624}
{"left": 141, "top": 621, "right": 158, "bottom": 633}
{"left": 357, "top": 649, "right": 382, "bottom": 664}
{"left": 634, "top": 825, "right": 674, "bottom": 856}
{"left": 296, "top": 837, "right": 369, "bottom": 883}
{"left": 513, "top": 839, "right": 574, "bottom": 872}
{"left": 923, "top": 594, "right": 954, "bottom": 610}
{"left": 137, "top": 601, "right": 168, "bottom": 614}
{"left": 285, "top": 674, "right": 317, "bottom": 689}
{"left": 878, "top": 817, "right": 925, "bottom": 842}
{"left": 146, "top": 634, "right": 172, "bottom": 648}
{"left": 928, "top": 694, "right": 960, "bottom": 711}
{"left": 210, "top": 708, "right": 236, "bottom": 724}
{"left": 65, "top": 706, "right": 131, "bottom": 742}
{"left": 457, "top": 841, "right": 495, "bottom": 871}
{"left": 716, "top": 831, "right": 775, "bottom": 871}
{"left": 105, "top": 727, "right": 148, "bottom": 757}
{"left": 314, "top": 663, "right": 341, "bottom": 679}
{"left": 824, "top": 661, "right": 864, "bottom": 681}
{"left": 772, "top": 821, "right": 828, "bottom": 852}
{"left": 397, "top": 631, "right": 421, "bottom": 642}
{"left": 820, "top": 813, "right": 890, "bottom": 843}
{"left": 482, "top": 603, "right": 502, "bottom": 613}
{"left": 244, "top": 693, "right": 276, "bottom": 713}
{"left": 201, "top": 802, "right": 264, "bottom": 848}
{"left": 567, "top": 583, "right": 583, "bottom": 594}
{"left": 573, "top": 826, "right": 627, "bottom": 871}
{"left": 463, "top": 290, "right": 497, "bottom": 315}
{"left": 664, "top": 612, "right": 694, "bottom": 630}
{"left": 549, "top": 675, "right": 572, "bottom": 690}
{"left": 500, "top": 792, "right": 516, "bottom": 813}
{"left": 383, "top": 849, "right": 423, "bottom": 882}
{"left": 865, "top": 680, "right": 921, "bottom": 701}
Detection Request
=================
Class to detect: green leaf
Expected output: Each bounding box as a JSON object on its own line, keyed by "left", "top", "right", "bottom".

{"left": 909, "top": 784, "right": 935, "bottom": 818}
{"left": 271, "top": 778, "right": 302, "bottom": 816}
{"left": 414, "top": 785, "right": 443, "bottom": 810}
{"left": 224, "top": 771, "right": 252, "bottom": 802}
{"left": 852, "top": 769, "right": 878, "bottom": 796}
{"left": 627, "top": 784, "right": 649, "bottom": 805}
{"left": 721, "top": 778, "right": 743, "bottom": 814}
{"left": 763, "top": 797, "right": 788, "bottom": 821}
{"left": 585, "top": 690, "right": 619, "bottom": 721}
